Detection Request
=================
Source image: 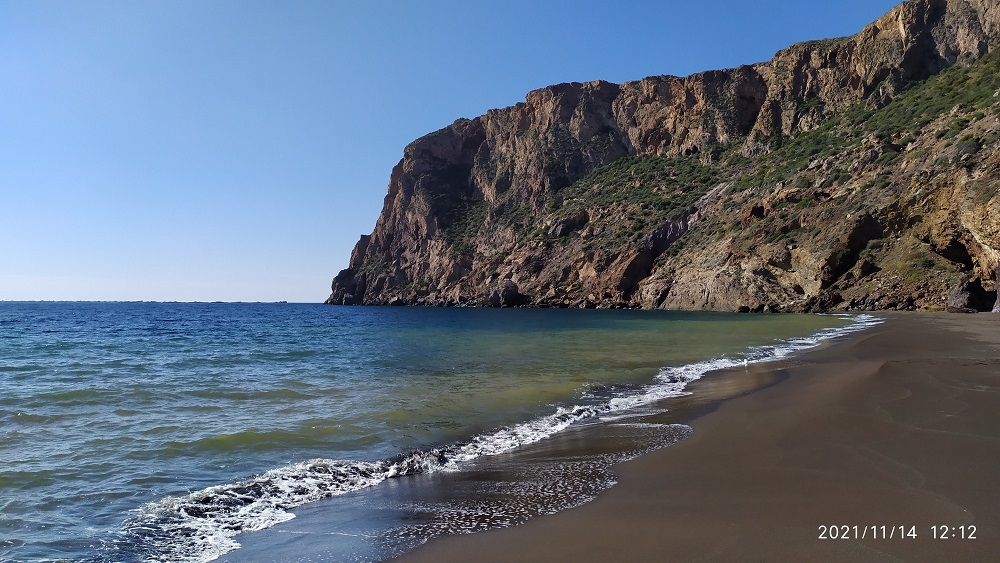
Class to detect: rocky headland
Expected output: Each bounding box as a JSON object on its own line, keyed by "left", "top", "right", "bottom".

{"left": 328, "top": 0, "right": 1000, "bottom": 312}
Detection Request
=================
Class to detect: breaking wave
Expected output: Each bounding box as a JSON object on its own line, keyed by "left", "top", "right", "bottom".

{"left": 109, "top": 314, "right": 881, "bottom": 562}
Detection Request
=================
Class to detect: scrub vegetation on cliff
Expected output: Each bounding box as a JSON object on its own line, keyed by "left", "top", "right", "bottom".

{"left": 329, "top": 0, "right": 1000, "bottom": 312}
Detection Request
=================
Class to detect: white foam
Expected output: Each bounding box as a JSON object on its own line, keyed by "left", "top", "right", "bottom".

{"left": 115, "top": 313, "right": 882, "bottom": 562}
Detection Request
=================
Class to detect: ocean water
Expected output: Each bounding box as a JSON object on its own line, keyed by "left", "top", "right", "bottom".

{"left": 0, "top": 302, "right": 879, "bottom": 562}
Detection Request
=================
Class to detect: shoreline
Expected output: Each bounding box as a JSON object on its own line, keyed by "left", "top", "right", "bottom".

{"left": 214, "top": 313, "right": 868, "bottom": 562}
{"left": 398, "top": 312, "right": 999, "bottom": 562}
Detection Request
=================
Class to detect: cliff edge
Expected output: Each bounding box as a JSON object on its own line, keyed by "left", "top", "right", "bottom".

{"left": 328, "top": 0, "right": 1000, "bottom": 312}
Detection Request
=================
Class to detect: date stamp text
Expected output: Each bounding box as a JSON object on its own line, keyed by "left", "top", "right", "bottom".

{"left": 818, "top": 525, "right": 977, "bottom": 540}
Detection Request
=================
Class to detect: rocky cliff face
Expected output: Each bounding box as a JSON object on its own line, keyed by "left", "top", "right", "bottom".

{"left": 328, "top": 0, "right": 1000, "bottom": 312}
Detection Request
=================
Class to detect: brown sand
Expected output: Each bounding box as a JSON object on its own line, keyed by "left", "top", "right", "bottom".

{"left": 399, "top": 313, "right": 999, "bottom": 562}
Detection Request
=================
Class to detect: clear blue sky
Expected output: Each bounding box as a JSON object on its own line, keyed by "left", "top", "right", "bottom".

{"left": 1, "top": 0, "right": 901, "bottom": 302}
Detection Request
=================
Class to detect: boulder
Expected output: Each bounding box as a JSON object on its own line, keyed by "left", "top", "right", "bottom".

{"left": 946, "top": 275, "right": 992, "bottom": 313}
{"left": 489, "top": 280, "right": 526, "bottom": 307}
{"left": 547, "top": 210, "right": 590, "bottom": 239}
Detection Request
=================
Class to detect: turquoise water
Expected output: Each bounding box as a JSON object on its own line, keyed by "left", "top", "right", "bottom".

{"left": 0, "top": 303, "right": 875, "bottom": 561}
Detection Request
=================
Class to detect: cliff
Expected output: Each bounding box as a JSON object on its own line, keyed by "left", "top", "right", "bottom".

{"left": 328, "top": 0, "right": 1000, "bottom": 312}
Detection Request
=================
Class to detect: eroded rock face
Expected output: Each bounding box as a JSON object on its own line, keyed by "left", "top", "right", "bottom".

{"left": 328, "top": 0, "right": 1000, "bottom": 311}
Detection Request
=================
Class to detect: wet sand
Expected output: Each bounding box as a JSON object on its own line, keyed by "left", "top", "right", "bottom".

{"left": 400, "top": 313, "right": 1000, "bottom": 562}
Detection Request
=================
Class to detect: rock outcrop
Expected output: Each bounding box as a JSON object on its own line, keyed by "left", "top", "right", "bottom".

{"left": 328, "top": 0, "right": 1000, "bottom": 312}
{"left": 489, "top": 280, "right": 525, "bottom": 308}
{"left": 947, "top": 275, "right": 984, "bottom": 312}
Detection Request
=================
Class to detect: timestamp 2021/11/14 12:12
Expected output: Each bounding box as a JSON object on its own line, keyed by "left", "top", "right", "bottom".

{"left": 818, "top": 525, "right": 977, "bottom": 540}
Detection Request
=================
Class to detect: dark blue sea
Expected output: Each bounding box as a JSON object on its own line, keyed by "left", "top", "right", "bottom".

{"left": 0, "top": 302, "right": 879, "bottom": 561}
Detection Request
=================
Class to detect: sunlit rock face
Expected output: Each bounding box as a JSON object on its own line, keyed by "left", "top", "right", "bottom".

{"left": 328, "top": 0, "right": 1000, "bottom": 312}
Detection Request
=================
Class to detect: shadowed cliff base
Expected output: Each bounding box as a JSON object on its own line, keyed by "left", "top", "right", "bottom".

{"left": 328, "top": 0, "right": 1000, "bottom": 313}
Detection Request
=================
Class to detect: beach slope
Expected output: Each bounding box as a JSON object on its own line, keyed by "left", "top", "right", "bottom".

{"left": 400, "top": 313, "right": 999, "bottom": 562}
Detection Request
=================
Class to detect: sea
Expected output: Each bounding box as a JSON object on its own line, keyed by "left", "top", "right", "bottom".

{"left": 0, "top": 302, "right": 880, "bottom": 562}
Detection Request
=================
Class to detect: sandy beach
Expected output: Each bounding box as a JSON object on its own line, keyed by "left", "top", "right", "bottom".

{"left": 399, "top": 313, "right": 999, "bottom": 562}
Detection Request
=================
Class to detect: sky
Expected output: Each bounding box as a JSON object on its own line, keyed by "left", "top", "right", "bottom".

{"left": 1, "top": 0, "right": 902, "bottom": 302}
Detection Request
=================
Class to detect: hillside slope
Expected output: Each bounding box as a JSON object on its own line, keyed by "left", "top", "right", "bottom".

{"left": 327, "top": 0, "right": 1000, "bottom": 312}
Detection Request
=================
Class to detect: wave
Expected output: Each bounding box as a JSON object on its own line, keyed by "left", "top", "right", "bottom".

{"left": 109, "top": 314, "right": 881, "bottom": 562}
